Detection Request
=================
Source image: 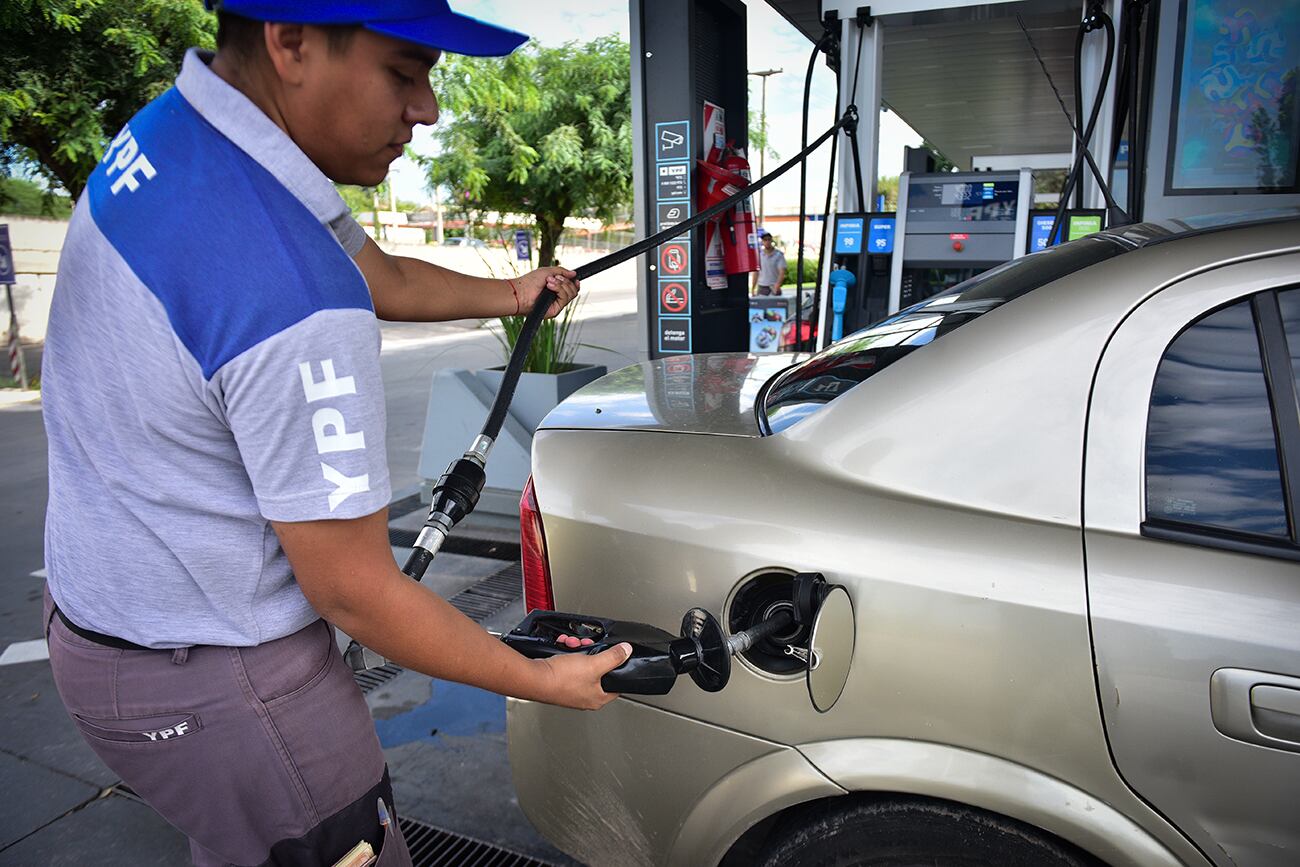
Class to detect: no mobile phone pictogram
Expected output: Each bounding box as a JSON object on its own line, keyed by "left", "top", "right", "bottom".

{"left": 659, "top": 242, "right": 689, "bottom": 276}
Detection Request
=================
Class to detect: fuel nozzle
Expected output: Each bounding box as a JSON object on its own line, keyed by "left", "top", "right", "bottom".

{"left": 503, "top": 606, "right": 798, "bottom": 695}
{"left": 344, "top": 436, "right": 490, "bottom": 673}
{"left": 402, "top": 435, "right": 491, "bottom": 578}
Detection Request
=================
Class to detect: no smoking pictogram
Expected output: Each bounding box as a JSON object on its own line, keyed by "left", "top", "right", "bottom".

{"left": 659, "top": 242, "right": 689, "bottom": 276}
{"left": 660, "top": 280, "right": 689, "bottom": 314}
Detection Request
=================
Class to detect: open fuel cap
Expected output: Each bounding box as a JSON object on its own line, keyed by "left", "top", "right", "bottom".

{"left": 806, "top": 585, "right": 854, "bottom": 713}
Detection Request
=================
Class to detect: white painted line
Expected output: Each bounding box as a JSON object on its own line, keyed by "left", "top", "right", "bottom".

{"left": 30, "top": 568, "right": 47, "bottom": 578}
{"left": 0, "top": 639, "right": 50, "bottom": 666}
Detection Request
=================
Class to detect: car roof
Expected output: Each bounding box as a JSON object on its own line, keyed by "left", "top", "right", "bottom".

{"left": 778, "top": 212, "right": 1300, "bottom": 525}
{"left": 1100, "top": 208, "right": 1300, "bottom": 252}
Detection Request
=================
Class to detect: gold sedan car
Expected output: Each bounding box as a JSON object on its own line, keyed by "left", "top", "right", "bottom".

{"left": 507, "top": 214, "right": 1300, "bottom": 867}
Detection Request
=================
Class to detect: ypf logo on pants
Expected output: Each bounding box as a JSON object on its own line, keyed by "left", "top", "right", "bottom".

{"left": 74, "top": 713, "right": 203, "bottom": 744}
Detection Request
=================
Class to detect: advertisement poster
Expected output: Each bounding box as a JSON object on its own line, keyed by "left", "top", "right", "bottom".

{"left": 704, "top": 222, "right": 727, "bottom": 289}
{"left": 1169, "top": 0, "right": 1299, "bottom": 192}
{"left": 749, "top": 296, "right": 794, "bottom": 353}
{"left": 702, "top": 101, "right": 728, "bottom": 289}
{"left": 702, "top": 101, "right": 727, "bottom": 165}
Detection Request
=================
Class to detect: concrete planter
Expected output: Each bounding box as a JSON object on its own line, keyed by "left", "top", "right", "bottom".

{"left": 417, "top": 363, "right": 607, "bottom": 515}
{"left": 476, "top": 363, "right": 607, "bottom": 432}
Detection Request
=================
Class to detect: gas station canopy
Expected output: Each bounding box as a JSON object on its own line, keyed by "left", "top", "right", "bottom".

{"left": 767, "top": 0, "right": 1084, "bottom": 169}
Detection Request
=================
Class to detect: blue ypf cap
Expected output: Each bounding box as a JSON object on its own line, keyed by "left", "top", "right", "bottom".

{"left": 205, "top": 1, "right": 528, "bottom": 57}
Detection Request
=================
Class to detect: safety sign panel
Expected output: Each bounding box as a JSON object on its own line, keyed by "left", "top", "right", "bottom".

{"left": 659, "top": 280, "right": 689, "bottom": 315}
{"left": 1067, "top": 214, "right": 1102, "bottom": 241}
{"left": 655, "top": 121, "right": 690, "bottom": 162}
{"left": 659, "top": 241, "right": 690, "bottom": 277}
{"left": 868, "top": 218, "right": 895, "bottom": 254}
{"left": 658, "top": 317, "right": 692, "bottom": 354}
{"left": 0, "top": 225, "right": 13, "bottom": 284}
{"left": 656, "top": 163, "right": 690, "bottom": 201}
{"left": 1030, "top": 215, "right": 1058, "bottom": 252}
{"left": 657, "top": 202, "right": 687, "bottom": 232}
{"left": 834, "top": 218, "right": 863, "bottom": 254}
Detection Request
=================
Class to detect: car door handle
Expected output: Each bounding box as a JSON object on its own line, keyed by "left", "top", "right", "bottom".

{"left": 1210, "top": 668, "right": 1300, "bottom": 752}
{"left": 1251, "top": 685, "right": 1300, "bottom": 743}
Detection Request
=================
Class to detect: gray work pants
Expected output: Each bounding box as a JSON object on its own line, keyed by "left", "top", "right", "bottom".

{"left": 45, "top": 589, "right": 412, "bottom": 866}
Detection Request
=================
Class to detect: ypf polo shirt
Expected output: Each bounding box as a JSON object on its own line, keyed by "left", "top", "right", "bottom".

{"left": 43, "top": 50, "right": 390, "bottom": 649}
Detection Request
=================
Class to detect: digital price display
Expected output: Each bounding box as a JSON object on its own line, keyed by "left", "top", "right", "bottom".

{"left": 907, "top": 180, "right": 1020, "bottom": 223}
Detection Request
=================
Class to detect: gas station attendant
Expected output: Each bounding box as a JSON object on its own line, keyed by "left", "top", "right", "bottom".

{"left": 40, "top": 1, "right": 633, "bottom": 863}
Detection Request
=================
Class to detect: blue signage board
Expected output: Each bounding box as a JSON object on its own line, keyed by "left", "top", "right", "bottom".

{"left": 514, "top": 229, "right": 531, "bottom": 261}
{"left": 867, "top": 217, "right": 895, "bottom": 254}
{"left": 0, "top": 225, "right": 13, "bottom": 284}
{"left": 834, "top": 218, "right": 864, "bottom": 254}
{"left": 1030, "top": 215, "right": 1059, "bottom": 252}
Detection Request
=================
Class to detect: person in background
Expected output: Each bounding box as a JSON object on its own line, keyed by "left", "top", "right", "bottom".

{"left": 752, "top": 231, "right": 787, "bottom": 296}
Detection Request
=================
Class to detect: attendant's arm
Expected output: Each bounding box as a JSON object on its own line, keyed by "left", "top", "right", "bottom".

{"left": 776, "top": 259, "right": 787, "bottom": 290}
{"left": 274, "top": 510, "right": 629, "bottom": 710}
{"left": 353, "top": 236, "right": 578, "bottom": 322}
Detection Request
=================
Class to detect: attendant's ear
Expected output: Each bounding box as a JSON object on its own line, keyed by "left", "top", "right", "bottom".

{"left": 262, "top": 22, "right": 309, "bottom": 87}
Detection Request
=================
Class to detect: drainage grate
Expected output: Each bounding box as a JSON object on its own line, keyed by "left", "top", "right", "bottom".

{"left": 351, "top": 565, "right": 523, "bottom": 691}
{"left": 447, "top": 563, "right": 523, "bottom": 623}
{"left": 388, "top": 527, "right": 521, "bottom": 562}
{"left": 353, "top": 662, "right": 405, "bottom": 694}
{"left": 399, "top": 815, "right": 557, "bottom": 867}
{"left": 116, "top": 787, "right": 553, "bottom": 867}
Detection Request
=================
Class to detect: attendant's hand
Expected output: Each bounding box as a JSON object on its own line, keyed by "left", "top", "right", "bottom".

{"left": 533, "top": 642, "right": 632, "bottom": 710}
{"left": 512, "top": 267, "right": 580, "bottom": 319}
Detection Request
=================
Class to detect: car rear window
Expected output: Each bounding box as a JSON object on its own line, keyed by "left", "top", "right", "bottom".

{"left": 760, "top": 236, "right": 1129, "bottom": 434}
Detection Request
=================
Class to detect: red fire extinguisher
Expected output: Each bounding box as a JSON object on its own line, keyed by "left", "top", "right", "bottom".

{"left": 697, "top": 142, "right": 760, "bottom": 276}
{"left": 720, "top": 147, "right": 759, "bottom": 275}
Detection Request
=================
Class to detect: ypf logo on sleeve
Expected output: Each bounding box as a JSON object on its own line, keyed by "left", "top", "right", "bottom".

{"left": 299, "top": 358, "right": 370, "bottom": 511}
{"left": 101, "top": 126, "right": 158, "bottom": 195}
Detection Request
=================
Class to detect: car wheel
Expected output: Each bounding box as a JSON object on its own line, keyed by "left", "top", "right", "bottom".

{"left": 756, "top": 796, "right": 1103, "bottom": 867}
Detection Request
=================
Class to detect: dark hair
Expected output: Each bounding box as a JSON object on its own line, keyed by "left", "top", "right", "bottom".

{"left": 215, "top": 11, "right": 360, "bottom": 61}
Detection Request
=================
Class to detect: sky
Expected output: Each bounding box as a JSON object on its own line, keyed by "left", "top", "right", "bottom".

{"left": 387, "top": 0, "right": 923, "bottom": 212}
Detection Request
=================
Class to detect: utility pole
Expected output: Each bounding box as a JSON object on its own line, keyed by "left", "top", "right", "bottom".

{"left": 747, "top": 68, "right": 782, "bottom": 231}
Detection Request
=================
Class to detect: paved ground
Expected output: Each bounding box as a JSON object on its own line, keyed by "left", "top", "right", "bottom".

{"left": 0, "top": 280, "right": 639, "bottom": 863}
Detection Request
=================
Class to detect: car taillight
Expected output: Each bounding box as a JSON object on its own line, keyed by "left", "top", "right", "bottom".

{"left": 519, "top": 476, "right": 554, "bottom": 612}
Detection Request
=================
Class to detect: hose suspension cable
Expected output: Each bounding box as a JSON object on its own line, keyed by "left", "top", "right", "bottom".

{"left": 1051, "top": 3, "right": 1128, "bottom": 242}
{"left": 1014, "top": 8, "right": 1128, "bottom": 241}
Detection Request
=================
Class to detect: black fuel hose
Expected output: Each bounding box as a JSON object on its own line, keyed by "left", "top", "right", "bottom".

{"left": 796, "top": 31, "right": 834, "bottom": 356}
{"left": 399, "top": 106, "right": 859, "bottom": 586}
{"left": 477, "top": 106, "right": 856, "bottom": 449}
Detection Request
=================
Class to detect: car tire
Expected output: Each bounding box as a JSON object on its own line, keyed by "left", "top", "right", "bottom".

{"left": 756, "top": 796, "right": 1104, "bottom": 867}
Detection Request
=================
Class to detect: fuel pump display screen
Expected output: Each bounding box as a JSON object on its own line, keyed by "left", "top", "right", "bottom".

{"left": 906, "top": 180, "right": 1019, "bottom": 222}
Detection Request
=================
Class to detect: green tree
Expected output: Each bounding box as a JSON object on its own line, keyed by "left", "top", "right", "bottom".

{"left": 419, "top": 36, "right": 632, "bottom": 267}
{"left": 876, "top": 174, "right": 899, "bottom": 211}
{"left": 921, "top": 140, "right": 957, "bottom": 172}
{"left": 0, "top": 0, "right": 214, "bottom": 198}
{"left": 0, "top": 175, "right": 73, "bottom": 218}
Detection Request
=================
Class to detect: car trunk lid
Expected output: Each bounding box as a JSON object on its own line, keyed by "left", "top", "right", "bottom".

{"left": 537, "top": 352, "right": 798, "bottom": 437}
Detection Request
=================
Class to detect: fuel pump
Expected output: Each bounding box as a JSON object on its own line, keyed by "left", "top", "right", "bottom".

{"left": 822, "top": 211, "right": 894, "bottom": 342}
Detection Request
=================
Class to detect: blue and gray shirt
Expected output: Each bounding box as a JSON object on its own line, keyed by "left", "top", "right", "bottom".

{"left": 44, "top": 50, "right": 391, "bottom": 648}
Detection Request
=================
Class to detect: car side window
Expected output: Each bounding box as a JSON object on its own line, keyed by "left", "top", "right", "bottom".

{"left": 1282, "top": 289, "right": 1300, "bottom": 394}
{"left": 1145, "top": 298, "right": 1290, "bottom": 540}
